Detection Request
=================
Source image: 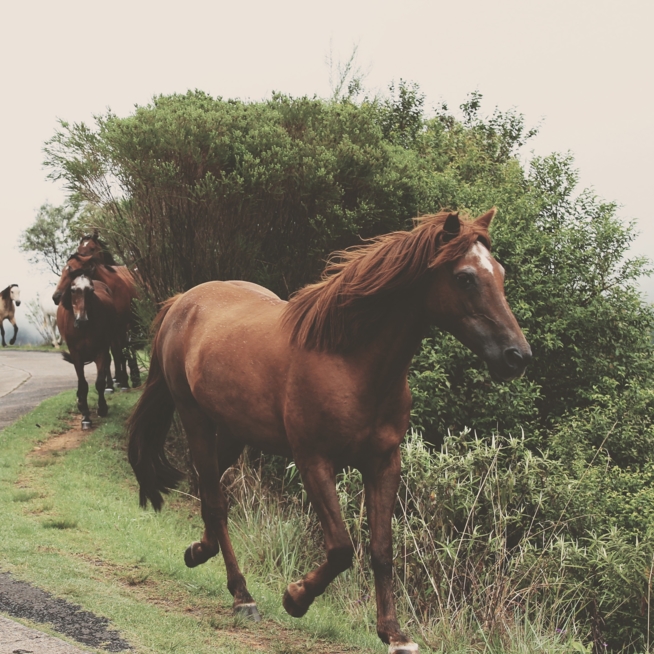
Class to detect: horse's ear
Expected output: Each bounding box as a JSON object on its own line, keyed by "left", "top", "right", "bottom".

{"left": 92, "top": 229, "right": 99, "bottom": 239}
{"left": 441, "top": 212, "right": 461, "bottom": 243}
{"left": 475, "top": 208, "right": 497, "bottom": 231}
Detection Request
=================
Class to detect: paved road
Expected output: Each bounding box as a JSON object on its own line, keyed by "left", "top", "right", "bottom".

{"left": 0, "top": 615, "right": 87, "bottom": 654}
{"left": 0, "top": 349, "right": 92, "bottom": 654}
{"left": 0, "top": 350, "right": 88, "bottom": 430}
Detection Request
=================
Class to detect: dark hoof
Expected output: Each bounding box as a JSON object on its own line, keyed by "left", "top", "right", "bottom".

{"left": 184, "top": 542, "right": 217, "bottom": 568}
{"left": 234, "top": 603, "right": 261, "bottom": 622}
{"left": 282, "top": 585, "right": 310, "bottom": 618}
{"left": 184, "top": 545, "right": 199, "bottom": 568}
{"left": 81, "top": 420, "right": 92, "bottom": 430}
{"left": 98, "top": 406, "right": 108, "bottom": 417}
{"left": 9, "top": 339, "right": 16, "bottom": 346}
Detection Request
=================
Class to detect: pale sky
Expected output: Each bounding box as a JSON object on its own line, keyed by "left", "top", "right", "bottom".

{"left": 1, "top": 0, "right": 652, "bottom": 342}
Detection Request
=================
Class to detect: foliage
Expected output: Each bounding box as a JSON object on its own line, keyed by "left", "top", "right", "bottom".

{"left": 36, "top": 84, "right": 654, "bottom": 650}
{"left": 44, "top": 91, "right": 422, "bottom": 302}
{"left": 18, "top": 201, "right": 94, "bottom": 275}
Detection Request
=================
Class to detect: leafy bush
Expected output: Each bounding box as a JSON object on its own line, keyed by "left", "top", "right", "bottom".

{"left": 223, "top": 430, "right": 654, "bottom": 653}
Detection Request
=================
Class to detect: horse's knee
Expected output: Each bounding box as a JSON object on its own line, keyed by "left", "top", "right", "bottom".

{"left": 327, "top": 544, "right": 354, "bottom": 573}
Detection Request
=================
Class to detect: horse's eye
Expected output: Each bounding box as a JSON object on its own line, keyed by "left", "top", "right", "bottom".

{"left": 456, "top": 273, "right": 474, "bottom": 288}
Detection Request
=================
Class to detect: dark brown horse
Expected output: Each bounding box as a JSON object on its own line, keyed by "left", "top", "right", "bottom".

{"left": 53, "top": 254, "right": 139, "bottom": 389}
{"left": 57, "top": 272, "right": 121, "bottom": 428}
{"left": 128, "top": 210, "right": 531, "bottom": 653}
{"left": 0, "top": 284, "right": 21, "bottom": 346}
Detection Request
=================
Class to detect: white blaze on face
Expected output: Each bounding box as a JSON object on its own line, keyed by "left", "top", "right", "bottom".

{"left": 470, "top": 242, "right": 494, "bottom": 274}
{"left": 71, "top": 276, "right": 92, "bottom": 292}
{"left": 10, "top": 286, "right": 20, "bottom": 304}
{"left": 71, "top": 276, "right": 92, "bottom": 321}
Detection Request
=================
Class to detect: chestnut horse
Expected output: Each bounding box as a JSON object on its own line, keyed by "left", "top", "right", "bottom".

{"left": 77, "top": 230, "right": 118, "bottom": 265}
{"left": 76, "top": 235, "right": 141, "bottom": 387}
{"left": 57, "top": 273, "right": 121, "bottom": 428}
{"left": 53, "top": 254, "right": 138, "bottom": 389}
{"left": 0, "top": 284, "right": 21, "bottom": 346}
{"left": 128, "top": 210, "right": 531, "bottom": 653}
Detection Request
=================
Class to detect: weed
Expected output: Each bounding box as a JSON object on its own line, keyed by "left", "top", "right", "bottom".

{"left": 12, "top": 490, "right": 40, "bottom": 502}
{"left": 42, "top": 518, "right": 78, "bottom": 530}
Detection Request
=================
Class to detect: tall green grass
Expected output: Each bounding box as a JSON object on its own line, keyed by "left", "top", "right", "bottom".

{"left": 1, "top": 390, "right": 650, "bottom": 652}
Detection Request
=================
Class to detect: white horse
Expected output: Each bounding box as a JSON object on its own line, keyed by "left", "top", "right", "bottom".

{"left": 0, "top": 284, "right": 21, "bottom": 346}
{"left": 38, "top": 290, "right": 61, "bottom": 348}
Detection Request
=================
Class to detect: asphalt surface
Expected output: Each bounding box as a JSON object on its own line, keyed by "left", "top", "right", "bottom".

{"left": 0, "top": 350, "right": 81, "bottom": 430}
{"left": 0, "top": 349, "right": 129, "bottom": 653}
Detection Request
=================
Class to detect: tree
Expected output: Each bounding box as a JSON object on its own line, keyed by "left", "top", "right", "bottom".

{"left": 44, "top": 91, "right": 422, "bottom": 302}
{"left": 43, "top": 88, "right": 654, "bottom": 467}
{"left": 19, "top": 201, "right": 91, "bottom": 275}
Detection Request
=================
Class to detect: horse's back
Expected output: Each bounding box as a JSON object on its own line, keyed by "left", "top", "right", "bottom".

{"left": 157, "top": 281, "right": 292, "bottom": 451}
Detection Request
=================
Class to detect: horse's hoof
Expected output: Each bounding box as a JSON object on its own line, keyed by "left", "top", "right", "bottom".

{"left": 81, "top": 420, "right": 92, "bottom": 430}
{"left": 234, "top": 602, "right": 261, "bottom": 622}
{"left": 184, "top": 545, "right": 198, "bottom": 568}
{"left": 98, "top": 407, "right": 108, "bottom": 417}
{"left": 120, "top": 386, "right": 130, "bottom": 393}
{"left": 105, "top": 387, "right": 114, "bottom": 394}
{"left": 282, "top": 584, "right": 310, "bottom": 618}
{"left": 184, "top": 542, "right": 216, "bottom": 568}
{"left": 389, "top": 642, "right": 419, "bottom": 654}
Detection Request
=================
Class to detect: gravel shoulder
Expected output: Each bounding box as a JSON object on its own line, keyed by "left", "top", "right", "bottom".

{"left": 0, "top": 349, "right": 127, "bottom": 653}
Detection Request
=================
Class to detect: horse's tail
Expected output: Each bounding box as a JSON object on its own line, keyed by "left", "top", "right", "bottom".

{"left": 127, "top": 295, "right": 184, "bottom": 511}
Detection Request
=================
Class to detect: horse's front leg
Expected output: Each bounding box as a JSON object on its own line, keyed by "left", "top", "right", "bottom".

{"left": 283, "top": 457, "right": 354, "bottom": 618}
{"left": 0, "top": 322, "right": 6, "bottom": 347}
{"left": 8, "top": 318, "right": 18, "bottom": 345}
{"left": 363, "top": 447, "right": 418, "bottom": 654}
{"left": 73, "top": 358, "right": 91, "bottom": 428}
{"left": 94, "top": 349, "right": 110, "bottom": 417}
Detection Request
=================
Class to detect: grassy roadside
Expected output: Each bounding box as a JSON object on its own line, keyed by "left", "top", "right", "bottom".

{"left": 0, "top": 391, "right": 383, "bottom": 654}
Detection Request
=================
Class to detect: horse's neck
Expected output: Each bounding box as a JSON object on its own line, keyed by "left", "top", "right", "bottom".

{"left": 352, "top": 302, "right": 428, "bottom": 393}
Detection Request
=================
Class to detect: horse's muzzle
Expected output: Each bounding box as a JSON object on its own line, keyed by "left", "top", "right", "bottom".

{"left": 52, "top": 292, "right": 61, "bottom": 305}
{"left": 15, "top": 301, "right": 21, "bottom": 306}
{"left": 494, "top": 346, "right": 532, "bottom": 381}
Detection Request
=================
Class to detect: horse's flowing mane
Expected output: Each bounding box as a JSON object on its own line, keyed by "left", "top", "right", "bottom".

{"left": 283, "top": 211, "right": 492, "bottom": 352}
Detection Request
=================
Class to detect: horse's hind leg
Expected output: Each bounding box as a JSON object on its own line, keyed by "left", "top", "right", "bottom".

{"left": 177, "top": 403, "right": 259, "bottom": 620}
{"left": 94, "top": 350, "right": 110, "bottom": 417}
{"left": 127, "top": 345, "right": 141, "bottom": 387}
{"left": 282, "top": 456, "right": 354, "bottom": 619}
{"left": 9, "top": 318, "right": 17, "bottom": 345}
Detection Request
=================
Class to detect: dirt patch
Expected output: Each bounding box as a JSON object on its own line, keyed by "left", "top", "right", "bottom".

{"left": 30, "top": 425, "right": 89, "bottom": 458}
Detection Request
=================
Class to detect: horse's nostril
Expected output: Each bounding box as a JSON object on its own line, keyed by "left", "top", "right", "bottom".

{"left": 504, "top": 347, "right": 525, "bottom": 369}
